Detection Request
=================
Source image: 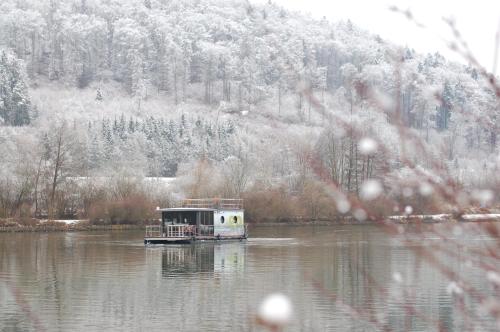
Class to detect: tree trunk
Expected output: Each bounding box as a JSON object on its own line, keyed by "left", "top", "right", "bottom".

{"left": 278, "top": 81, "right": 282, "bottom": 115}
{"left": 34, "top": 156, "right": 43, "bottom": 217}
{"left": 49, "top": 129, "right": 64, "bottom": 219}
{"left": 173, "top": 58, "right": 178, "bottom": 105}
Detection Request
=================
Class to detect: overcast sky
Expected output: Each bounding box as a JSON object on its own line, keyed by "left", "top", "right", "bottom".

{"left": 252, "top": 0, "right": 500, "bottom": 74}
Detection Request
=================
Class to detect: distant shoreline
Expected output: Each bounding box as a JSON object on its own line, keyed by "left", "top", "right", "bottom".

{"left": 254, "top": 214, "right": 500, "bottom": 226}
{"left": 1, "top": 213, "right": 500, "bottom": 232}
{"left": 0, "top": 222, "right": 147, "bottom": 233}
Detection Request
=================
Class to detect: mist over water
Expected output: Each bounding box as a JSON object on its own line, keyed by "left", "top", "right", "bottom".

{"left": 0, "top": 225, "right": 497, "bottom": 331}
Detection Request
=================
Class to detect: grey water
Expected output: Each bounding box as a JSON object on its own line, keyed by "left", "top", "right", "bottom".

{"left": 0, "top": 225, "right": 497, "bottom": 331}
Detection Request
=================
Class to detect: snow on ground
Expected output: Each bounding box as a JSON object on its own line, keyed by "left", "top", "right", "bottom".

{"left": 388, "top": 214, "right": 500, "bottom": 221}
{"left": 461, "top": 214, "right": 500, "bottom": 220}
{"left": 39, "top": 220, "right": 86, "bottom": 225}
{"left": 389, "top": 214, "right": 449, "bottom": 220}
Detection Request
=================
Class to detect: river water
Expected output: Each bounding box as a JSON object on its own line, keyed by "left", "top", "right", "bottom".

{"left": 0, "top": 224, "right": 498, "bottom": 331}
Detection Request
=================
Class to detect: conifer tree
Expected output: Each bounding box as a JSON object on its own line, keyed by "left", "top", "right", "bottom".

{"left": 0, "top": 51, "right": 31, "bottom": 126}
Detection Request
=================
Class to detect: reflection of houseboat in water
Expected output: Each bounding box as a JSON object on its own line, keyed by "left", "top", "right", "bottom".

{"left": 161, "top": 242, "right": 245, "bottom": 277}
{"left": 145, "top": 199, "right": 247, "bottom": 245}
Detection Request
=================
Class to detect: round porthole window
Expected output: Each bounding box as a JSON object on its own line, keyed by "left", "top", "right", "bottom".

{"left": 233, "top": 216, "right": 238, "bottom": 224}
{"left": 220, "top": 216, "right": 225, "bottom": 224}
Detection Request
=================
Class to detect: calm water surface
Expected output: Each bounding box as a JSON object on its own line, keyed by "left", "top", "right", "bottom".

{"left": 0, "top": 225, "right": 497, "bottom": 331}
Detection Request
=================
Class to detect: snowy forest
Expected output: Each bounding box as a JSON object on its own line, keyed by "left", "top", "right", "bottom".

{"left": 0, "top": 0, "right": 499, "bottom": 222}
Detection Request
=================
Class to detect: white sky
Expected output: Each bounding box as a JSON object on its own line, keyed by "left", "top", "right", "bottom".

{"left": 252, "top": 0, "right": 500, "bottom": 74}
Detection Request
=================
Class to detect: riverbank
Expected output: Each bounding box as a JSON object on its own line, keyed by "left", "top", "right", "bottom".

{"left": 3, "top": 213, "right": 500, "bottom": 232}
{"left": 250, "top": 213, "right": 500, "bottom": 226}
{"left": 0, "top": 219, "right": 149, "bottom": 232}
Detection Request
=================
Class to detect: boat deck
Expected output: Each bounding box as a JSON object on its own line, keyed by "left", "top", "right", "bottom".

{"left": 144, "top": 235, "right": 246, "bottom": 245}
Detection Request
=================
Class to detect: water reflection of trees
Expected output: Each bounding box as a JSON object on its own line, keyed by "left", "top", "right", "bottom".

{"left": 1, "top": 231, "right": 149, "bottom": 331}
{"left": 300, "top": 226, "right": 488, "bottom": 331}
{"left": 1, "top": 227, "right": 495, "bottom": 331}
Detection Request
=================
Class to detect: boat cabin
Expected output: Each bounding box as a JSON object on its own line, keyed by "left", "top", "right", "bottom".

{"left": 145, "top": 199, "right": 246, "bottom": 244}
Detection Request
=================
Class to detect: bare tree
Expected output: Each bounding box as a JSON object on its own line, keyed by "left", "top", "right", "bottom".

{"left": 222, "top": 156, "right": 250, "bottom": 197}
{"left": 41, "top": 121, "right": 82, "bottom": 219}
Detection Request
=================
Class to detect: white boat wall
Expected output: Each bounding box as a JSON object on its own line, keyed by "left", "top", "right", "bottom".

{"left": 214, "top": 210, "right": 245, "bottom": 237}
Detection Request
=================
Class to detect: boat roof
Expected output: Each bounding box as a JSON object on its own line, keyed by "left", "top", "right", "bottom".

{"left": 158, "top": 208, "right": 244, "bottom": 212}
{"left": 158, "top": 208, "right": 217, "bottom": 212}
{"left": 158, "top": 198, "right": 244, "bottom": 211}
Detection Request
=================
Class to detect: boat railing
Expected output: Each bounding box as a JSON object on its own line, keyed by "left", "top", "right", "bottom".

{"left": 145, "top": 225, "right": 162, "bottom": 238}
{"left": 164, "top": 225, "right": 194, "bottom": 238}
{"left": 145, "top": 224, "right": 215, "bottom": 238}
{"left": 180, "top": 198, "right": 243, "bottom": 210}
{"left": 196, "top": 225, "right": 214, "bottom": 236}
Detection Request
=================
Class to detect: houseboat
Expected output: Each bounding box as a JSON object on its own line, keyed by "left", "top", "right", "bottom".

{"left": 144, "top": 198, "right": 246, "bottom": 245}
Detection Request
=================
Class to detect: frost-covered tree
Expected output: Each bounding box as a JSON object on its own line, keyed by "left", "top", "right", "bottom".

{"left": 0, "top": 51, "right": 31, "bottom": 126}
{"left": 436, "top": 81, "right": 453, "bottom": 131}
{"left": 0, "top": 0, "right": 499, "bottom": 214}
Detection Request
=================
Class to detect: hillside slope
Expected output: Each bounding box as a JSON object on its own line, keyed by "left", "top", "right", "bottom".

{"left": 0, "top": 0, "right": 499, "bottom": 219}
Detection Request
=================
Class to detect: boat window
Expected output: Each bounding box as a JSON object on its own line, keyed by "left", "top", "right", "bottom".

{"left": 220, "top": 216, "right": 225, "bottom": 224}
{"left": 233, "top": 216, "right": 238, "bottom": 224}
{"left": 201, "top": 211, "right": 214, "bottom": 226}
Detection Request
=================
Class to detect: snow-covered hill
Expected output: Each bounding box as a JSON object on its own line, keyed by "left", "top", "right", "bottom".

{"left": 0, "top": 0, "right": 498, "bottom": 220}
